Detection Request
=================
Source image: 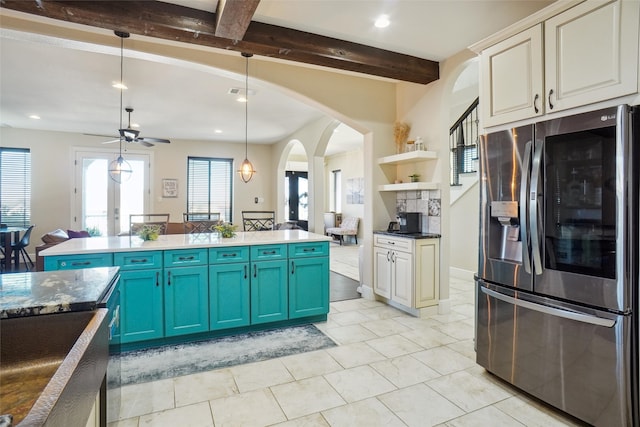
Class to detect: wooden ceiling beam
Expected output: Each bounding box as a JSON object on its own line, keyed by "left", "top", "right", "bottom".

{"left": 215, "top": 0, "right": 260, "bottom": 40}
{"left": 0, "top": 0, "right": 439, "bottom": 84}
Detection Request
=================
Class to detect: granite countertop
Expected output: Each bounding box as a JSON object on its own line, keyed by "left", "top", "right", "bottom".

{"left": 40, "top": 230, "right": 332, "bottom": 257}
{"left": 374, "top": 230, "right": 441, "bottom": 239}
{"left": 0, "top": 267, "right": 120, "bottom": 319}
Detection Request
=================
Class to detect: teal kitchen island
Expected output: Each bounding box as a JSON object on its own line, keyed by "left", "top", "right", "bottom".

{"left": 41, "top": 230, "right": 331, "bottom": 351}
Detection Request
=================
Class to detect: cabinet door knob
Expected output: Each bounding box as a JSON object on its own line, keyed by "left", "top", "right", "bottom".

{"left": 548, "top": 89, "right": 554, "bottom": 110}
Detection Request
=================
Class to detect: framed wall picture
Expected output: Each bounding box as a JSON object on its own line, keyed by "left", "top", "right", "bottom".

{"left": 162, "top": 179, "right": 178, "bottom": 198}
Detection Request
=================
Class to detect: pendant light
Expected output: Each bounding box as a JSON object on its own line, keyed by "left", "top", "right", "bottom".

{"left": 109, "top": 30, "right": 133, "bottom": 183}
{"left": 238, "top": 52, "right": 256, "bottom": 183}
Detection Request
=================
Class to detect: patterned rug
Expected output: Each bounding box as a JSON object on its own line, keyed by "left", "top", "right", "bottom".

{"left": 109, "top": 324, "right": 336, "bottom": 387}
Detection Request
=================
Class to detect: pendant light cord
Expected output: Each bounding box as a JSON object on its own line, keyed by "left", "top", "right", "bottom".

{"left": 119, "top": 34, "right": 124, "bottom": 156}
{"left": 245, "top": 54, "right": 249, "bottom": 159}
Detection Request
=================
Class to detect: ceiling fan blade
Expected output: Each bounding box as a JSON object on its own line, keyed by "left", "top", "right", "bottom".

{"left": 135, "top": 139, "right": 155, "bottom": 148}
{"left": 101, "top": 139, "right": 120, "bottom": 144}
{"left": 139, "top": 137, "right": 171, "bottom": 144}
{"left": 84, "top": 133, "right": 118, "bottom": 138}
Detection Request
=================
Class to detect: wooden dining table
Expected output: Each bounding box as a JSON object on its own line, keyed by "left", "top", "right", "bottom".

{"left": 0, "top": 226, "right": 28, "bottom": 272}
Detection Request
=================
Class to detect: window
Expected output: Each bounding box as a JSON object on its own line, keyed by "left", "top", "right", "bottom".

{"left": 0, "top": 147, "right": 31, "bottom": 226}
{"left": 187, "top": 157, "right": 233, "bottom": 222}
{"left": 331, "top": 169, "right": 342, "bottom": 213}
{"left": 449, "top": 97, "right": 479, "bottom": 186}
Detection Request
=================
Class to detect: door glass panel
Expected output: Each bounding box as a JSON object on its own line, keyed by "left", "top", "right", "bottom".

{"left": 119, "top": 159, "right": 146, "bottom": 233}
{"left": 544, "top": 127, "right": 616, "bottom": 279}
{"left": 82, "top": 158, "right": 109, "bottom": 236}
{"left": 298, "top": 177, "right": 308, "bottom": 221}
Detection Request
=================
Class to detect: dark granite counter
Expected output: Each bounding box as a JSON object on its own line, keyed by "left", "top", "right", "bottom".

{"left": 374, "top": 230, "right": 441, "bottom": 239}
{"left": 0, "top": 267, "right": 120, "bottom": 319}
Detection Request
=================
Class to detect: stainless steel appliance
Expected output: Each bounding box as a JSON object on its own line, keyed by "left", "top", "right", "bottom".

{"left": 476, "top": 105, "right": 639, "bottom": 426}
{"left": 396, "top": 212, "right": 420, "bottom": 233}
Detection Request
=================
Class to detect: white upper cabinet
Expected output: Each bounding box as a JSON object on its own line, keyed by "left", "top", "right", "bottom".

{"left": 545, "top": 0, "right": 639, "bottom": 113}
{"left": 481, "top": 25, "right": 544, "bottom": 127}
{"left": 479, "top": 0, "right": 639, "bottom": 128}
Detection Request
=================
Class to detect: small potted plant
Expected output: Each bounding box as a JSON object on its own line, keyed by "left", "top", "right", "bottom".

{"left": 138, "top": 224, "right": 161, "bottom": 241}
{"left": 214, "top": 222, "right": 238, "bottom": 238}
{"left": 409, "top": 173, "right": 420, "bottom": 182}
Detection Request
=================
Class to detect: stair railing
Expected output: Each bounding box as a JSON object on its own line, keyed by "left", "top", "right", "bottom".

{"left": 449, "top": 97, "right": 479, "bottom": 186}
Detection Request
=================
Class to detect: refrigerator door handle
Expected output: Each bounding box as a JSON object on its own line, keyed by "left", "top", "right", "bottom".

{"left": 529, "top": 140, "right": 544, "bottom": 275}
{"left": 520, "top": 141, "right": 532, "bottom": 274}
{"left": 481, "top": 286, "right": 615, "bottom": 327}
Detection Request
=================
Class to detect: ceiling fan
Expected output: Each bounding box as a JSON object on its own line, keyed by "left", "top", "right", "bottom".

{"left": 102, "top": 107, "right": 171, "bottom": 148}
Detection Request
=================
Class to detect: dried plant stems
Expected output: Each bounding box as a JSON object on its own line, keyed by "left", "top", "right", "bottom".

{"left": 394, "top": 121, "right": 410, "bottom": 153}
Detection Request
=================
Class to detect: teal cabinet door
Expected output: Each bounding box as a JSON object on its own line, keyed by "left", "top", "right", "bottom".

{"left": 289, "top": 257, "right": 329, "bottom": 318}
{"left": 120, "top": 269, "right": 164, "bottom": 343}
{"left": 250, "top": 259, "right": 288, "bottom": 324}
{"left": 164, "top": 265, "right": 209, "bottom": 337}
{"left": 209, "top": 263, "right": 250, "bottom": 330}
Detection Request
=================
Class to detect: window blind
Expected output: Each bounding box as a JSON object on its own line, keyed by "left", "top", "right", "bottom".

{"left": 0, "top": 148, "right": 31, "bottom": 227}
{"left": 187, "top": 157, "right": 233, "bottom": 222}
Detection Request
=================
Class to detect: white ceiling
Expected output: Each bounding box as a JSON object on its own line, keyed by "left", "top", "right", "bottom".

{"left": 0, "top": 1, "right": 553, "bottom": 156}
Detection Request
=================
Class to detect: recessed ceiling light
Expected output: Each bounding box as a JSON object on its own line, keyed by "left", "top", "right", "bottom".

{"left": 214, "top": 129, "right": 223, "bottom": 134}
{"left": 29, "top": 115, "right": 40, "bottom": 120}
{"left": 374, "top": 14, "right": 390, "bottom": 28}
{"left": 112, "top": 82, "right": 128, "bottom": 90}
{"left": 131, "top": 123, "right": 140, "bottom": 128}
{"left": 237, "top": 96, "right": 248, "bottom": 103}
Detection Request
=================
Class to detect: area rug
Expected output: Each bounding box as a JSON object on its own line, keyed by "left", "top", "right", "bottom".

{"left": 109, "top": 324, "right": 336, "bottom": 387}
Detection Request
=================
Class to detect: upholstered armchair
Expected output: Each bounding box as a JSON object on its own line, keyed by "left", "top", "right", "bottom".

{"left": 325, "top": 217, "right": 359, "bottom": 245}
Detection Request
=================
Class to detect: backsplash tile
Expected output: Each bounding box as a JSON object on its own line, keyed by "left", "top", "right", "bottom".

{"left": 394, "top": 191, "right": 441, "bottom": 234}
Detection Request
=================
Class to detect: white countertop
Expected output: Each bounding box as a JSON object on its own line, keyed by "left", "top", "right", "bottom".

{"left": 40, "top": 230, "right": 332, "bottom": 256}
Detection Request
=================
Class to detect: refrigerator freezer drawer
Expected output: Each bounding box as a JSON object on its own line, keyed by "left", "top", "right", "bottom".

{"left": 476, "top": 282, "right": 634, "bottom": 427}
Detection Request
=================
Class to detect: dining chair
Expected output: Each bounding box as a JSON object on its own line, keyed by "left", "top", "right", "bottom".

{"left": 129, "top": 214, "right": 170, "bottom": 236}
{"left": 183, "top": 212, "right": 221, "bottom": 234}
{"left": 242, "top": 211, "right": 275, "bottom": 231}
{"left": 11, "top": 224, "right": 35, "bottom": 270}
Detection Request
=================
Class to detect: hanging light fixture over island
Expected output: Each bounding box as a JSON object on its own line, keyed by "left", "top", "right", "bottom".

{"left": 238, "top": 52, "right": 256, "bottom": 183}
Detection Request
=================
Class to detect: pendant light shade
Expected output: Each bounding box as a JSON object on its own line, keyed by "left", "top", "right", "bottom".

{"left": 238, "top": 52, "right": 255, "bottom": 183}
{"left": 110, "top": 30, "right": 131, "bottom": 184}
{"left": 109, "top": 155, "right": 133, "bottom": 183}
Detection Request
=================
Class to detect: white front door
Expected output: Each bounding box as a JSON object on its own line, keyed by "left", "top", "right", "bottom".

{"left": 74, "top": 150, "right": 150, "bottom": 236}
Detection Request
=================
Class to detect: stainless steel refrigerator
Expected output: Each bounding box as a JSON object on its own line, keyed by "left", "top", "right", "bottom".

{"left": 476, "top": 105, "right": 639, "bottom": 426}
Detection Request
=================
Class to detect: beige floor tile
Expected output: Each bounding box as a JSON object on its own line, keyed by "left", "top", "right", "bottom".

{"left": 433, "top": 320, "right": 475, "bottom": 341}
{"left": 329, "top": 310, "right": 372, "bottom": 326}
{"left": 392, "top": 315, "right": 444, "bottom": 329}
{"left": 450, "top": 303, "right": 475, "bottom": 318}
{"left": 174, "top": 369, "right": 238, "bottom": 407}
{"left": 401, "top": 327, "right": 458, "bottom": 349}
{"left": 138, "top": 401, "right": 213, "bottom": 426}
{"left": 271, "top": 376, "right": 346, "bottom": 419}
{"left": 427, "top": 370, "right": 513, "bottom": 412}
{"left": 324, "top": 324, "right": 378, "bottom": 345}
{"left": 446, "top": 339, "right": 476, "bottom": 361}
{"left": 118, "top": 378, "right": 175, "bottom": 419}
{"left": 365, "top": 334, "right": 424, "bottom": 358}
{"left": 330, "top": 298, "right": 367, "bottom": 312}
{"left": 271, "top": 413, "right": 330, "bottom": 426}
{"left": 443, "top": 405, "right": 526, "bottom": 427}
{"left": 326, "top": 341, "right": 387, "bottom": 368}
{"left": 281, "top": 349, "right": 343, "bottom": 380}
{"left": 324, "top": 365, "right": 396, "bottom": 403}
{"left": 360, "top": 318, "right": 412, "bottom": 337}
{"left": 493, "top": 396, "right": 583, "bottom": 427}
{"left": 429, "top": 312, "right": 468, "bottom": 324}
{"left": 107, "top": 417, "right": 139, "bottom": 427}
{"left": 209, "top": 388, "right": 286, "bottom": 427}
{"left": 412, "top": 346, "right": 476, "bottom": 375}
{"left": 230, "top": 358, "right": 294, "bottom": 392}
{"left": 360, "top": 305, "right": 408, "bottom": 320}
{"left": 371, "top": 354, "right": 441, "bottom": 388}
{"left": 378, "top": 383, "right": 465, "bottom": 427}
{"left": 322, "top": 397, "right": 406, "bottom": 427}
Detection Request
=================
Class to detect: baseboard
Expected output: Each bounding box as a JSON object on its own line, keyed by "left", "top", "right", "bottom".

{"left": 450, "top": 267, "right": 475, "bottom": 282}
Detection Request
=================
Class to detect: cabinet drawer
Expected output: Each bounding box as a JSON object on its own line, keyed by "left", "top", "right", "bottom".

{"left": 288, "top": 241, "right": 329, "bottom": 258}
{"left": 209, "top": 246, "right": 250, "bottom": 264}
{"left": 373, "top": 234, "right": 413, "bottom": 252}
{"left": 44, "top": 253, "right": 113, "bottom": 270}
{"left": 164, "top": 248, "right": 208, "bottom": 267}
{"left": 114, "top": 251, "right": 163, "bottom": 270}
{"left": 250, "top": 244, "right": 287, "bottom": 261}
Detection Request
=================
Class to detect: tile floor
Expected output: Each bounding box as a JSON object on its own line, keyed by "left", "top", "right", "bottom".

{"left": 108, "top": 275, "right": 586, "bottom": 427}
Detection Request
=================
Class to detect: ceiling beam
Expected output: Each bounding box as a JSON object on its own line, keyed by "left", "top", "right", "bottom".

{"left": 0, "top": 1, "right": 439, "bottom": 84}
{"left": 215, "top": 0, "right": 260, "bottom": 40}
